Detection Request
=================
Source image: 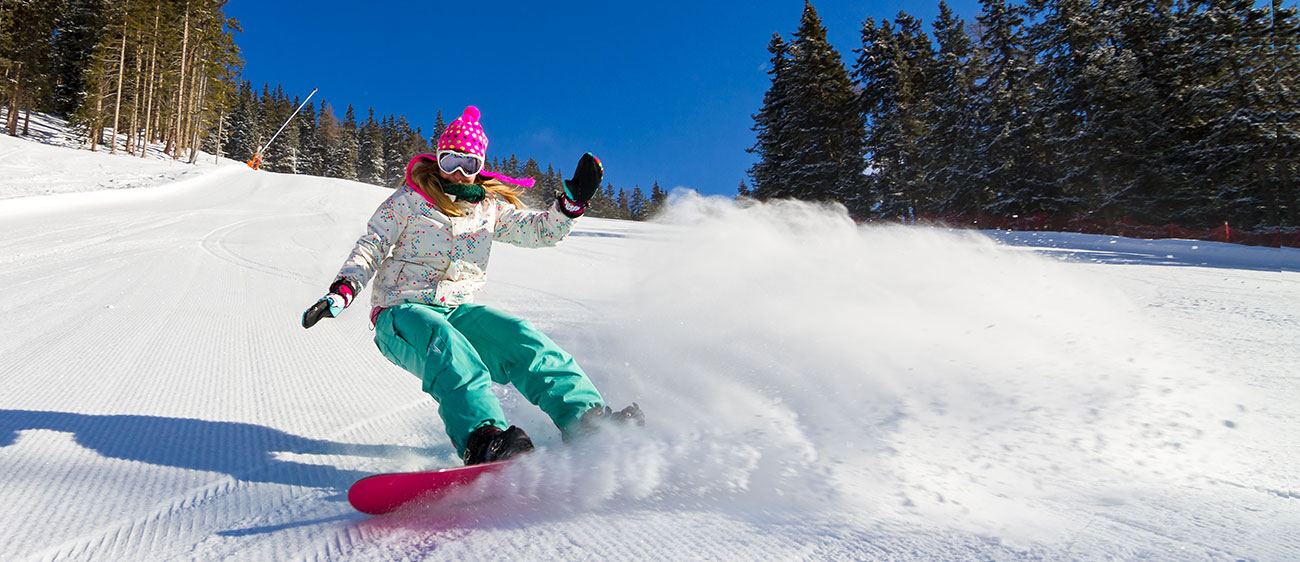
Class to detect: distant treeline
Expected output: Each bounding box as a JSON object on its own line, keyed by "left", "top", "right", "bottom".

{"left": 216, "top": 82, "right": 669, "bottom": 220}
{"left": 0, "top": 1, "right": 665, "bottom": 220}
{"left": 747, "top": 0, "right": 1299, "bottom": 230}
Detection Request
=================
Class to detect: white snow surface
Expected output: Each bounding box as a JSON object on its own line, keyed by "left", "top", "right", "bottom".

{"left": 1, "top": 130, "right": 1297, "bottom": 561}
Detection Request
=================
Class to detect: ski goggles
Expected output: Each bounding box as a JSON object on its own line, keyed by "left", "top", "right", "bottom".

{"left": 436, "top": 151, "right": 484, "bottom": 176}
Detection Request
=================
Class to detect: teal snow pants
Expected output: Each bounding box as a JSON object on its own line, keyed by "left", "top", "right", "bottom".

{"left": 373, "top": 302, "right": 604, "bottom": 456}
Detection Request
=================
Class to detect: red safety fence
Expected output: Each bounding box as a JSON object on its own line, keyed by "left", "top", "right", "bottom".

{"left": 911, "top": 213, "right": 1300, "bottom": 248}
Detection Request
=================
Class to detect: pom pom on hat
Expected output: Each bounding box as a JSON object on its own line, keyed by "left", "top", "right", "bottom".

{"left": 437, "top": 105, "right": 488, "bottom": 159}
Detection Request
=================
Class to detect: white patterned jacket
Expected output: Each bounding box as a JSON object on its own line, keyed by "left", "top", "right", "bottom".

{"left": 335, "top": 185, "right": 574, "bottom": 309}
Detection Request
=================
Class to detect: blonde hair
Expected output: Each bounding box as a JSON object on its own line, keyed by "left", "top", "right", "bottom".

{"left": 408, "top": 158, "right": 526, "bottom": 217}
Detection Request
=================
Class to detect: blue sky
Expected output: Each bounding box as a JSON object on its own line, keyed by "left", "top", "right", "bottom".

{"left": 225, "top": 0, "right": 981, "bottom": 197}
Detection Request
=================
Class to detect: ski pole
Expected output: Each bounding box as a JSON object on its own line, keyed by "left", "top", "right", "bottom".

{"left": 247, "top": 88, "right": 317, "bottom": 170}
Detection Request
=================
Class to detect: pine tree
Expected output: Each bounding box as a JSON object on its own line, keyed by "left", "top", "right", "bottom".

{"left": 503, "top": 154, "right": 521, "bottom": 177}
{"left": 748, "top": 33, "right": 795, "bottom": 199}
{"left": 1266, "top": 0, "right": 1300, "bottom": 227}
{"left": 1155, "top": 0, "right": 1266, "bottom": 227}
{"left": 382, "top": 115, "right": 406, "bottom": 185}
{"left": 263, "top": 87, "right": 299, "bottom": 172}
{"left": 587, "top": 183, "right": 620, "bottom": 218}
{"left": 50, "top": 0, "right": 108, "bottom": 116}
{"left": 616, "top": 187, "right": 631, "bottom": 219}
{"left": 650, "top": 181, "right": 668, "bottom": 216}
{"left": 1079, "top": 0, "right": 1188, "bottom": 224}
{"left": 318, "top": 102, "right": 342, "bottom": 178}
{"left": 297, "top": 101, "right": 322, "bottom": 176}
{"left": 629, "top": 185, "right": 649, "bottom": 219}
{"left": 431, "top": 110, "right": 446, "bottom": 142}
{"left": 522, "top": 157, "right": 543, "bottom": 180}
{"left": 783, "top": 1, "right": 866, "bottom": 204}
{"left": 856, "top": 12, "right": 937, "bottom": 218}
{"left": 223, "top": 80, "right": 256, "bottom": 161}
{"left": 925, "top": 2, "right": 987, "bottom": 215}
{"left": 1186, "top": 0, "right": 1282, "bottom": 229}
{"left": 357, "top": 107, "right": 385, "bottom": 184}
{"left": 1, "top": 0, "right": 62, "bottom": 136}
{"left": 1027, "top": 0, "right": 1105, "bottom": 216}
{"left": 972, "top": 0, "right": 1050, "bottom": 216}
{"left": 327, "top": 104, "right": 358, "bottom": 180}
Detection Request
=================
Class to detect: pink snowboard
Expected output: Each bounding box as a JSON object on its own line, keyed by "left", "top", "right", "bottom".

{"left": 348, "top": 460, "right": 513, "bottom": 515}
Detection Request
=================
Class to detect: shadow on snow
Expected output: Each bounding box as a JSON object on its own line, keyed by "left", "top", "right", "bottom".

{"left": 0, "top": 409, "right": 437, "bottom": 490}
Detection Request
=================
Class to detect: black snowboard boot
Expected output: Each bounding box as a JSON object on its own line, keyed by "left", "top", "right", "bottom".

{"left": 566, "top": 403, "right": 646, "bottom": 442}
{"left": 462, "top": 424, "right": 534, "bottom": 465}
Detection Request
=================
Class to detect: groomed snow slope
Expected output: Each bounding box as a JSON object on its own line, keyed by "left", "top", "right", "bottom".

{"left": 0, "top": 136, "right": 1297, "bottom": 561}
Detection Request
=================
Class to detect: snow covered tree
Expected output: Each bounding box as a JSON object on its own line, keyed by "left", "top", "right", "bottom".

{"left": 924, "top": 2, "right": 986, "bottom": 214}
{"left": 262, "top": 87, "right": 301, "bottom": 173}
{"left": 972, "top": 0, "right": 1052, "bottom": 216}
{"left": 1026, "top": 0, "right": 1103, "bottom": 214}
{"left": 784, "top": 1, "right": 866, "bottom": 204}
{"left": 616, "top": 187, "right": 631, "bottom": 219}
{"left": 1146, "top": 0, "right": 1264, "bottom": 227}
{"left": 317, "top": 103, "right": 342, "bottom": 178}
{"left": 628, "top": 186, "right": 649, "bottom": 220}
{"left": 381, "top": 115, "right": 402, "bottom": 185}
{"left": 324, "top": 104, "right": 358, "bottom": 180}
{"left": 296, "top": 101, "right": 322, "bottom": 176}
{"left": 856, "top": 12, "right": 937, "bottom": 218}
{"left": 586, "top": 183, "right": 620, "bottom": 218}
{"left": 50, "top": 0, "right": 108, "bottom": 116}
{"left": 747, "top": 33, "right": 795, "bottom": 200}
{"left": 222, "top": 80, "right": 256, "bottom": 161}
{"left": 1183, "top": 0, "right": 1288, "bottom": 228}
{"left": 357, "top": 108, "right": 385, "bottom": 185}
{"left": 1069, "top": 0, "right": 1189, "bottom": 224}
{"left": 1266, "top": 0, "right": 1300, "bottom": 227}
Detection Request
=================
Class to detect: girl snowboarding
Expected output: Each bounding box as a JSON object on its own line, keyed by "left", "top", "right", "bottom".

{"left": 302, "top": 106, "right": 641, "bottom": 465}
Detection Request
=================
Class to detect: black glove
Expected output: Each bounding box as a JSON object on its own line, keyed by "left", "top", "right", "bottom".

{"left": 302, "top": 280, "right": 357, "bottom": 329}
{"left": 558, "top": 152, "right": 603, "bottom": 218}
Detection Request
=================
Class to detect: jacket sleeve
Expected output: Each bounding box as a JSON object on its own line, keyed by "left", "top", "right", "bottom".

{"left": 335, "top": 190, "right": 412, "bottom": 288}
{"left": 493, "top": 197, "right": 575, "bottom": 248}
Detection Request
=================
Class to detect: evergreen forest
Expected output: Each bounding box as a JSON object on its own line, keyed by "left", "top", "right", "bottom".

{"left": 4, "top": 0, "right": 1296, "bottom": 229}
{"left": 747, "top": 0, "right": 1299, "bottom": 231}
{"left": 0, "top": 0, "right": 667, "bottom": 220}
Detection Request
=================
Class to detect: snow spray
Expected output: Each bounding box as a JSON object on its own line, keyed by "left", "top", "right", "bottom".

{"left": 478, "top": 192, "right": 1256, "bottom": 545}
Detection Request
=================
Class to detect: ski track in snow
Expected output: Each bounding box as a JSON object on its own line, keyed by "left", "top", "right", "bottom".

{"left": 0, "top": 135, "right": 1297, "bottom": 561}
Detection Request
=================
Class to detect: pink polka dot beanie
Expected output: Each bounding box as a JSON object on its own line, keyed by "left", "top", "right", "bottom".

{"left": 403, "top": 105, "right": 536, "bottom": 189}
{"left": 438, "top": 106, "right": 488, "bottom": 158}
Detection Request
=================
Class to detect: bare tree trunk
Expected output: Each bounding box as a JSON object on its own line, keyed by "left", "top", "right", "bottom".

{"left": 128, "top": 25, "right": 144, "bottom": 155}
{"left": 172, "top": 1, "right": 190, "bottom": 160}
{"left": 141, "top": 7, "right": 159, "bottom": 159}
{"left": 187, "top": 64, "right": 205, "bottom": 163}
{"left": 91, "top": 92, "right": 103, "bottom": 152}
{"left": 111, "top": 15, "right": 127, "bottom": 155}
{"left": 185, "top": 37, "right": 203, "bottom": 161}
{"left": 6, "top": 62, "right": 20, "bottom": 136}
{"left": 216, "top": 107, "right": 224, "bottom": 163}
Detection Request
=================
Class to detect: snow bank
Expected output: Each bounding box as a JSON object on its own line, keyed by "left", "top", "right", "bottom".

{"left": 0, "top": 112, "right": 234, "bottom": 202}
